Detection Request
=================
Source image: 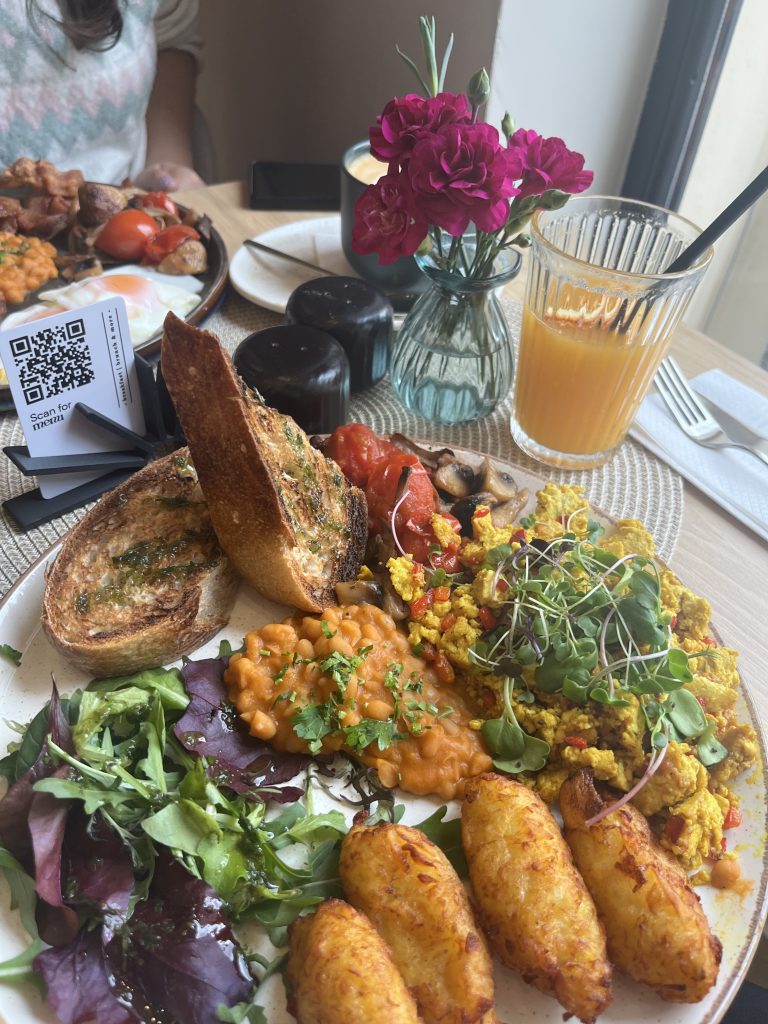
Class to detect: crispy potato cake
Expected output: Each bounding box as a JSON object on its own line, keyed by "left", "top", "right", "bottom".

{"left": 339, "top": 823, "right": 498, "bottom": 1024}
{"left": 559, "top": 768, "right": 722, "bottom": 1002}
{"left": 285, "top": 899, "right": 420, "bottom": 1024}
{"left": 461, "top": 773, "right": 612, "bottom": 1023}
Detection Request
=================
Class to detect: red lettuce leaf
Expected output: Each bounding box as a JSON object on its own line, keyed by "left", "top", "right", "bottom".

{"left": 34, "top": 927, "right": 139, "bottom": 1024}
{"left": 29, "top": 764, "right": 79, "bottom": 946}
{"left": 175, "top": 658, "right": 307, "bottom": 803}
{"left": 0, "top": 680, "right": 74, "bottom": 865}
{"left": 104, "top": 854, "right": 253, "bottom": 1023}
{"left": 63, "top": 810, "right": 136, "bottom": 940}
{"left": 35, "top": 856, "right": 254, "bottom": 1024}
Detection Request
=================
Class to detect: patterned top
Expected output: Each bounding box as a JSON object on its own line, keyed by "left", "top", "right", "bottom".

{"left": 0, "top": 0, "right": 202, "bottom": 185}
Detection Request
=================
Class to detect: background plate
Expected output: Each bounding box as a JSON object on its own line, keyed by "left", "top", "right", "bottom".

{"left": 0, "top": 455, "right": 765, "bottom": 1023}
{"left": 229, "top": 214, "right": 351, "bottom": 312}
{"left": 0, "top": 204, "right": 229, "bottom": 413}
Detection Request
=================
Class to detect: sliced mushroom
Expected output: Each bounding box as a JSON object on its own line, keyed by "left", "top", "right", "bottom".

{"left": 490, "top": 489, "right": 530, "bottom": 527}
{"left": 450, "top": 492, "right": 498, "bottom": 535}
{"left": 334, "top": 579, "right": 383, "bottom": 607}
{"left": 479, "top": 457, "right": 521, "bottom": 502}
{"left": 381, "top": 575, "right": 409, "bottom": 621}
{"left": 390, "top": 433, "right": 454, "bottom": 470}
{"left": 433, "top": 459, "right": 477, "bottom": 498}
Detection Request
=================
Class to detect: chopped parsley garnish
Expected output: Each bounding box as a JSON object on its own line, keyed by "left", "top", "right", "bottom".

{"left": 285, "top": 650, "right": 438, "bottom": 755}
{"left": 0, "top": 644, "right": 22, "bottom": 666}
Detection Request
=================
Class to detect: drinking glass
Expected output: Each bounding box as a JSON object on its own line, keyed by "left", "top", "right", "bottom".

{"left": 510, "top": 196, "right": 713, "bottom": 469}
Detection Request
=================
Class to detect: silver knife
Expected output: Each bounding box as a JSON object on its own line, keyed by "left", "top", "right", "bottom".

{"left": 694, "top": 391, "right": 768, "bottom": 454}
{"left": 243, "top": 238, "right": 339, "bottom": 277}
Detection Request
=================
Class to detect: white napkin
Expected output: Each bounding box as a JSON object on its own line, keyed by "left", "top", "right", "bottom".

{"left": 630, "top": 368, "right": 768, "bottom": 543}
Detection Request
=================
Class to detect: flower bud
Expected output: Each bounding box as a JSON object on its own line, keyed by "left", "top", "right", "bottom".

{"left": 416, "top": 234, "right": 433, "bottom": 257}
{"left": 501, "top": 112, "right": 515, "bottom": 141}
{"left": 467, "top": 68, "right": 491, "bottom": 110}
{"left": 539, "top": 189, "right": 571, "bottom": 210}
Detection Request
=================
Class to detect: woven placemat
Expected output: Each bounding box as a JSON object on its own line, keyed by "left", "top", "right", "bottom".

{"left": 0, "top": 287, "right": 683, "bottom": 595}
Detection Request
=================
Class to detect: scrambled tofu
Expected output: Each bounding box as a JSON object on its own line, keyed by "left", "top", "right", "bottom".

{"left": 632, "top": 742, "right": 708, "bottom": 817}
{"left": 387, "top": 555, "right": 425, "bottom": 603}
{"left": 661, "top": 787, "right": 727, "bottom": 869}
{"left": 599, "top": 519, "right": 656, "bottom": 559}
{"left": 384, "top": 481, "right": 757, "bottom": 876}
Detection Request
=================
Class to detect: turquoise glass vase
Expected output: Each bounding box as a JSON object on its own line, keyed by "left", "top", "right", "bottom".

{"left": 390, "top": 238, "right": 522, "bottom": 426}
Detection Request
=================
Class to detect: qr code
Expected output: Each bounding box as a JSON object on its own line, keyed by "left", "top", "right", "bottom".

{"left": 8, "top": 319, "right": 94, "bottom": 405}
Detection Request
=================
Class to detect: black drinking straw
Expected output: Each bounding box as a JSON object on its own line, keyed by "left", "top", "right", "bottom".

{"left": 611, "top": 163, "right": 768, "bottom": 333}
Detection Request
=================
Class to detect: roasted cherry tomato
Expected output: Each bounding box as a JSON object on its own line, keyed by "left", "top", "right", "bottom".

{"left": 366, "top": 451, "right": 437, "bottom": 540}
{"left": 723, "top": 806, "right": 742, "bottom": 829}
{"left": 324, "top": 423, "right": 394, "bottom": 488}
{"left": 664, "top": 814, "right": 686, "bottom": 844}
{"left": 96, "top": 209, "right": 158, "bottom": 261}
{"left": 143, "top": 224, "right": 201, "bottom": 264}
{"left": 138, "top": 190, "right": 179, "bottom": 216}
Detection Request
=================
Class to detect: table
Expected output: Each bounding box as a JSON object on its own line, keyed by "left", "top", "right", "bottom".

{"left": 175, "top": 180, "right": 768, "bottom": 736}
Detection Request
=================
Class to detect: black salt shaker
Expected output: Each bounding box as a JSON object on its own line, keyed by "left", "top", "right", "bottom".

{"left": 285, "top": 276, "right": 392, "bottom": 392}
{"left": 233, "top": 324, "right": 349, "bottom": 434}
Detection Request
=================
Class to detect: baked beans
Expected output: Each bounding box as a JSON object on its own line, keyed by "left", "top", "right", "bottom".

{"left": 225, "top": 603, "right": 492, "bottom": 800}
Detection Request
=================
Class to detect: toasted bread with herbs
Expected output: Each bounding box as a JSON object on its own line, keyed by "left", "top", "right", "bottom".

{"left": 161, "top": 312, "right": 367, "bottom": 612}
{"left": 41, "top": 448, "right": 238, "bottom": 677}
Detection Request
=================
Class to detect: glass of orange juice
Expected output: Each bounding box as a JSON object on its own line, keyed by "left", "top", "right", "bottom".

{"left": 511, "top": 196, "right": 713, "bottom": 468}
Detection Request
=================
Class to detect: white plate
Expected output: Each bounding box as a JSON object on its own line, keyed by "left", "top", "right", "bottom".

{"left": 229, "top": 214, "right": 359, "bottom": 312}
{"left": 0, "top": 460, "right": 766, "bottom": 1023}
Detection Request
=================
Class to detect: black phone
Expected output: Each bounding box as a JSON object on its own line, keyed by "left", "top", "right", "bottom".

{"left": 248, "top": 160, "right": 341, "bottom": 210}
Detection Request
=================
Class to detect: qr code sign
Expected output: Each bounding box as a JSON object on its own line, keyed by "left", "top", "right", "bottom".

{"left": 9, "top": 318, "right": 95, "bottom": 405}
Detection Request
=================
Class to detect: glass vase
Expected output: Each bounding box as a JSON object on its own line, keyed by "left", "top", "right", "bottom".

{"left": 389, "top": 240, "right": 522, "bottom": 425}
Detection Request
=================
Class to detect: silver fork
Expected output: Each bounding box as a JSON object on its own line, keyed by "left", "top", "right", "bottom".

{"left": 655, "top": 356, "right": 768, "bottom": 468}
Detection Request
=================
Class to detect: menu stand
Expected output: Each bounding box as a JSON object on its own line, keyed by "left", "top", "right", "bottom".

{"left": 2, "top": 356, "right": 183, "bottom": 530}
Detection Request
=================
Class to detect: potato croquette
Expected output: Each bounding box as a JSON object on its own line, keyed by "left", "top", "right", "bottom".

{"left": 285, "top": 899, "right": 421, "bottom": 1024}
{"left": 461, "top": 773, "right": 612, "bottom": 1023}
{"left": 559, "top": 769, "right": 721, "bottom": 1002}
{"left": 339, "top": 823, "right": 498, "bottom": 1024}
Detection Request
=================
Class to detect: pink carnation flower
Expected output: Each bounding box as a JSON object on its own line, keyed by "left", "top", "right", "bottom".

{"left": 407, "top": 122, "right": 522, "bottom": 235}
{"left": 352, "top": 172, "right": 429, "bottom": 264}
{"left": 507, "top": 128, "right": 594, "bottom": 198}
{"left": 370, "top": 92, "right": 472, "bottom": 166}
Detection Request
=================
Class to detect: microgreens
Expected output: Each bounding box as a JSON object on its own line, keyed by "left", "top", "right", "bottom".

{"left": 469, "top": 533, "right": 724, "bottom": 784}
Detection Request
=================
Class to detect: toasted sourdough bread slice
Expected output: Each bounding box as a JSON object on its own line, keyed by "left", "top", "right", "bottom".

{"left": 161, "top": 312, "right": 367, "bottom": 612}
{"left": 42, "top": 448, "right": 238, "bottom": 677}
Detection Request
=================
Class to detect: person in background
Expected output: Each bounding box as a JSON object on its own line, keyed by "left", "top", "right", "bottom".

{"left": 0, "top": 0, "right": 205, "bottom": 190}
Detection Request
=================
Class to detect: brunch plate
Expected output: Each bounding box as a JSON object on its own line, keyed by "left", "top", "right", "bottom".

{"left": 0, "top": 456, "right": 766, "bottom": 1024}
{"left": 0, "top": 207, "right": 229, "bottom": 413}
{"left": 229, "top": 214, "right": 355, "bottom": 312}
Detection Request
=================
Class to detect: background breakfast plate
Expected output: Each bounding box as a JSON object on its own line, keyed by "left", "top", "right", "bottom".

{"left": 0, "top": 454, "right": 765, "bottom": 1023}
{"left": 229, "top": 214, "right": 356, "bottom": 312}
{"left": 0, "top": 205, "right": 229, "bottom": 414}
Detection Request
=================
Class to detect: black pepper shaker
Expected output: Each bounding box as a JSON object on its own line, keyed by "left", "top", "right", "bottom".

{"left": 233, "top": 325, "right": 349, "bottom": 435}
{"left": 285, "top": 276, "right": 393, "bottom": 392}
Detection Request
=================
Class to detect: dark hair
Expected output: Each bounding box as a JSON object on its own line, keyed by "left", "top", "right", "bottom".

{"left": 27, "top": 0, "right": 123, "bottom": 52}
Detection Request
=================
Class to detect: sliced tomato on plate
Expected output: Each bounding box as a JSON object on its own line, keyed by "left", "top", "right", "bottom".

{"left": 324, "top": 423, "right": 395, "bottom": 488}
{"left": 366, "top": 450, "right": 438, "bottom": 551}
{"left": 96, "top": 209, "right": 159, "bottom": 261}
{"left": 138, "top": 191, "right": 179, "bottom": 216}
{"left": 143, "top": 225, "right": 201, "bottom": 264}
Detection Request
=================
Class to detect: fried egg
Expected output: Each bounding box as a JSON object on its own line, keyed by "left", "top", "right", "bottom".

{"left": 1, "top": 265, "right": 202, "bottom": 347}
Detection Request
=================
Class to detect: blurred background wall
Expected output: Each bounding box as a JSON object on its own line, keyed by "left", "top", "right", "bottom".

{"left": 197, "top": 0, "right": 501, "bottom": 179}
{"left": 197, "top": 0, "right": 665, "bottom": 193}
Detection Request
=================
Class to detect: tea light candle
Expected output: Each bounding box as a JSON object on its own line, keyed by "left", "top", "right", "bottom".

{"left": 233, "top": 325, "right": 349, "bottom": 434}
{"left": 285, "top": 276, "right": 392, "bottom": 392}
